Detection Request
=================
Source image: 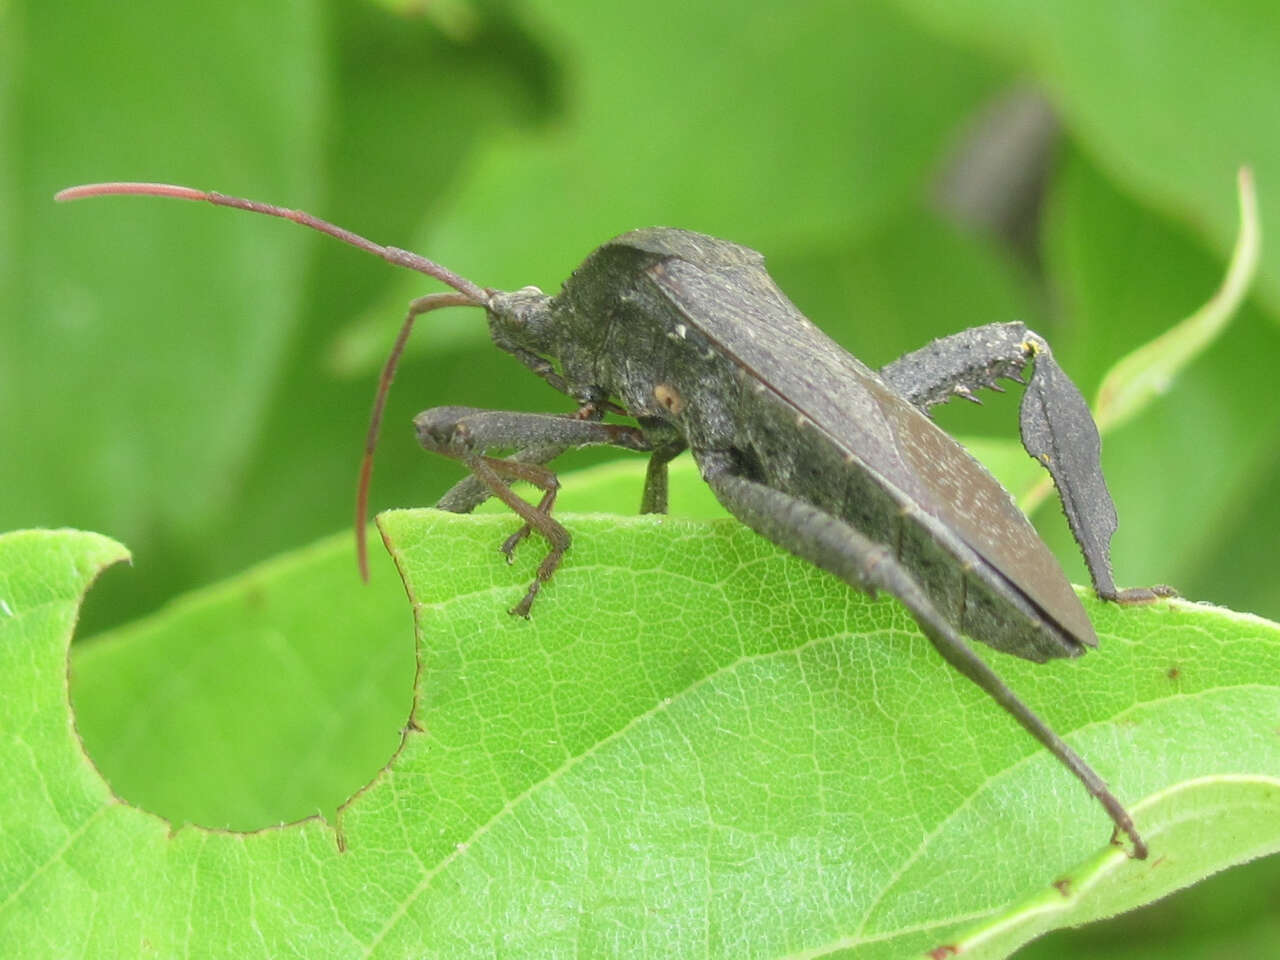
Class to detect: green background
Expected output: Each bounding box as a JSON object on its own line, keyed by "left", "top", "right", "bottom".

{"left": 3, "top": 0, "right": 1278, "bottom": 956}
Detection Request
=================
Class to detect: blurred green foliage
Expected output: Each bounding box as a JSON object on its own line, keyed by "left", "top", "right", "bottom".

{"left": 3, "top": 0, "right": 1278, "bottom": 956}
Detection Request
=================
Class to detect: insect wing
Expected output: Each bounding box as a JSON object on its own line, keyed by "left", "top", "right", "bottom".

{"left": 653, "top": 256, "right": 1096, "bottom": 648}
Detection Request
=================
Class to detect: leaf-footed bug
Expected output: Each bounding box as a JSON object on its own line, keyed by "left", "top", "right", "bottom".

{"left": 57, "top": 181, "right": 1175, "bottom": 858}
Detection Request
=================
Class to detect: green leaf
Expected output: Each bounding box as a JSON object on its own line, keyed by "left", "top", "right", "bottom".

{"left": 1013, "top": 853, "right": 1280, "bottom": 960}
{"left": 3, "top": 0, "right": 327, "bottom": 582}
{"left": 891, "top": 0, "right": 1280, "bottom": 316}
{"left": 990, "top": 164, "right": 1260, "bottom": 518}
{"left": 0, "top": 529, "right": 129, "bottom": 900}
{"left": 357, "top": 0, "right": 1002, "bottom": 356}
{"left": 7, "top": 514, "right": 1279, "bottom": 957}
{"left": 1091, "top": 168, "right": 1260, "bottom": 436}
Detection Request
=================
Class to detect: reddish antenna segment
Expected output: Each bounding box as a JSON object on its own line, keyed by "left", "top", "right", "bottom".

{"left": 56, "top": 181, "right": 490, "bottom": 579}
{"left": 352, "top": 290, "right": 479, "bottom": 579}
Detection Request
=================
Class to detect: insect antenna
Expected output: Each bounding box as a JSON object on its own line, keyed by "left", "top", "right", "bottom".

{"left": 354, "top": 290, "right": 479, "bottom": 580}
{"left": 56, "top": 181, "right": 491, "bottom": 579}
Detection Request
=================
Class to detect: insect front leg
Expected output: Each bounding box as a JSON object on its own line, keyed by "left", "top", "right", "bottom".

{"left": 881, "top": 322, "right": 1174, "bottom": 604}
{"left": 433, "top": 399, "right": 610, "bottom": 514}
{"left": 695, "top": 450, "right": 1148, "bottom": 859}
{"left": 435, "top": 442, "right": 574, "bottom": 515}
{"left": 415, "top": 406, "right": 653, "bottom": 616}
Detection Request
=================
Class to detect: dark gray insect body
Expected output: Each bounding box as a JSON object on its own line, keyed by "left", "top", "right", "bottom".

{"left": 57, "top": 184, "right": 1171, "bottom": 860}
{"left": 544, "top": 231, "right": 1094, "bottom": 661}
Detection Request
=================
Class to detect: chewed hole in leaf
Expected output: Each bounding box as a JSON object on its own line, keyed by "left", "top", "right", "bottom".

{"left": 69, "top": 531, "right": 416, "bottom": 831}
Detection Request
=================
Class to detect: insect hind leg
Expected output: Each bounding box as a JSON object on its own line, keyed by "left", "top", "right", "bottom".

{"left": 881, "top": 322, "right": 1174, "bottom": 604}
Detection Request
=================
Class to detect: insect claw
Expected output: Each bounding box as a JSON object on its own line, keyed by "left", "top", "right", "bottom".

{"left": 1108, "top": 584, "right": 1179, "bottom": 604}
{"left": 509, "top": 581, "right": 540, "bottom": 618}
{"left": 501, "top": 524, "right": 533, "bottom": 560}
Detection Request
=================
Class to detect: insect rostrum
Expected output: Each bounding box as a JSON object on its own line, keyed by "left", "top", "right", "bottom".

{"left": 57, "top": 181, "right": 1175, "bottom": 859}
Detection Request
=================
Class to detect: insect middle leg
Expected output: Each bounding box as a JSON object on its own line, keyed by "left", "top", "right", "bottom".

{"left": 881, "top": 322, "right": 1173, "bottom": 604}
{"left": 415, "top": 406, "right": 656, "bottom": 616}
